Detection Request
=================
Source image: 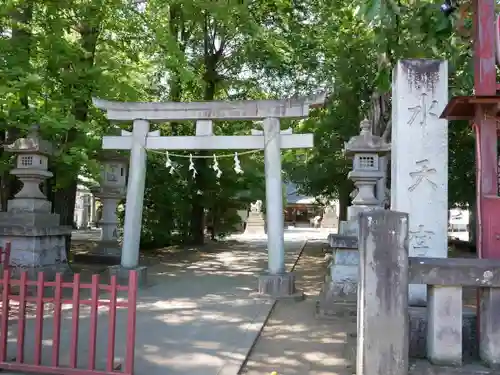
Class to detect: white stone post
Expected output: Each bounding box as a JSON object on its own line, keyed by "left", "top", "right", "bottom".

{"left": 82, "top": 194, "right": 90, "bottom": 228}
{"left": 122, "top": 119, "right": 150, "bottom": 269}
{"left": 90, "top": 195, "right": 96, "bottom": 227}
{"left": 376, "top": 156, "right": 387, "bottom": 205}
{"left": 391, "top": 59, "right": 448, "bottom": 306}
{"left": 100, "top": 195, "right": 120, "bottom": 242}
{"left": 263, "top": 117, "right": 285, "bottom": 274}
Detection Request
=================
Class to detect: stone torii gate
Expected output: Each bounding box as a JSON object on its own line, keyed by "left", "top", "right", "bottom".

{"left": 93, "top": 95, "right": 324, "bottom": 296}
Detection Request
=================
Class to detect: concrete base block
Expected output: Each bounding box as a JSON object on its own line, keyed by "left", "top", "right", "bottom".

{"left": 316, "top": 291, "right": 358, "bottom": 320}
{"left": 108, "top": 265, "right": 148, "bottom": 288}
{"left": 73, "top": 242, "right": 121, "bottom": 265}
{"left": 73, "top": 252, "right": 121, "bottom": 266}
{"left": 95, "top": 241, "right": 121, "bottom": 257}
{"left": 256, "top": 272, "right": 304, "bottom": 300}
{"left": 409, "top": 306, "right": 477, "bottom": 360}
{"left": 333, "top": 249, "right": 359, "bottom": 265}
{"left": 316, "top": 277, "right": 358, "bottom": 319}
{"left": 322, "top": 259, "right": 358, "bottom": 296}
{"left": 328, "top": 234, "right": 358, "bottom": 249}
{"left": 317, "top": 247, "right": 359, "bottom": 316}
{"left": 10, "top": 262, "right": 71, "bottom": 281}
{"left": 409, "top": 359, "right": 500, "bottom": 375}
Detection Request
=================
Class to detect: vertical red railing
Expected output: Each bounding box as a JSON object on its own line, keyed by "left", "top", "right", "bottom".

{"left": 106, "top": 276, "right": 117, "bottom": 372}
{"left": 16, "top": 271, "right": 27, "bottom": 363}
{"left": 0, "top": 269, "right": 10, "bottom": 363}
{"left": 34, "top": 272, "right": 44, "bottom": 366}
{"left": 125, "top": 272, "right": 138, "bottom": 375}
{"left": 88, "top": 274, "right": 99, "bottom": 371}
{"left": 0, "top": 268, "right": 138, "bottom": 375}
{"left": 51, "top": 273, "right": 62, "bottom": 367}
{"left": 69, "top": 273, "right": 80, "bottom": 369}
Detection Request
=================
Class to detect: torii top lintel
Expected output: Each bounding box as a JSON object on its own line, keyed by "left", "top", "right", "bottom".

{"left": 92, "top": 92, "right": 326, "bottom": 121}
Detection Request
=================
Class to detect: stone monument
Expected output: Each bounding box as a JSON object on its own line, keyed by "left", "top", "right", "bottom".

{"left": 89, "top": 152, "right": 128, "bottom": 263}
{"left": 391, "top": 59, "right": 448, "bottom": 306}
{"left": 320, "top": 203, "right": 338, "bottom": 231}
{"left": 0, "top": 125, "right": 71, "bottom": 279}
{"left": 317, "top": 119, "right": 390, "bottom": 316}
{"left": 391, "top": 59, "right": 467, "bottom": 358}
{"left": 244, "top": 200, "right": 266, "bottom": 235}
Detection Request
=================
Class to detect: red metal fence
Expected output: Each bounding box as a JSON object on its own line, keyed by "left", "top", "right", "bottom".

{"left": 0, "top": 246, "right": 138, "bottom": 375}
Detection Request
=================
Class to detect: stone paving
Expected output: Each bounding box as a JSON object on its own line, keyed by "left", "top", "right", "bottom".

{"left": 2, "top": 229, "right": 320, "bottom": 375}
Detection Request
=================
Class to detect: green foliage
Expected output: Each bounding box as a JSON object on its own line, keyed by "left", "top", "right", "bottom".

{"left": 1, "top": 0, "right": 477, "bottom": 249}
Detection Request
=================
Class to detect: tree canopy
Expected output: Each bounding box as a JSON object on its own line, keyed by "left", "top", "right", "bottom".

{"left": 0, "top": 0, "right": 477, "bottom": 248}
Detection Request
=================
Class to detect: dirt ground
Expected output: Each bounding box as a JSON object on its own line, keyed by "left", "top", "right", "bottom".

{"left": 240, "top": 241, "right": 357, "bottom": 375}
{"left": 67, "top": 235, "right": 481, "bottom": 375}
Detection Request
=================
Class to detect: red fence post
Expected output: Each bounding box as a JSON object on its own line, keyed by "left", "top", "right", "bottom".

{"left": 69, "top": 273, "right": 81, "bottom": 369}
{"left": 106, "top": 275, "right": 118, "bottom": 372}
{"left": 51, "top": 273, "right": 63, "bottom": 367}
{"left": 0, "top": 269, "right": 10, "bottom": 362}
{"left": 125, "top": 271, "right": 138, "bottom": 375}
{"left": 34, "top": 272, "right": 44, "bottom": 366}
{"left": 16, "top": 271, "right": 27, "bottom": 363}
{"left": 88, "top": 274, "right": 99, "bottom": 371}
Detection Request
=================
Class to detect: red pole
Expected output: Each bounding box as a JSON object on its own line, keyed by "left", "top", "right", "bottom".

{"left": 88, "top": 274, "right": 99, "bottom": 371}
{"left": 106, "top": 275, "right": 118, "bottom": 372}
{"left": 69, "top": 273, "right": 81, "bottom": 369}
{"left": 33, "top": 272, "right": 44, "bottom": 366}
{"left": 474, "top": 0, "right": 498, "bottom": 260}
{"left": 0, "top": 269, "right": 10, "bottom": 363}
{"left": 15, "top": 272, "right": 27, "bottom": 364}
{"left": 125, "top": 271, "right": 138, "bottom": 375}
{"left": 51, "top": 273, "right": 63, "bottom": 367}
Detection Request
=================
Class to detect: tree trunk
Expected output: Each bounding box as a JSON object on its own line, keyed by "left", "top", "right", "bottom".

{"left": 52, "top": 178, "right": 78, "bottom": 256}
{"left": 189, "top": 79, "right": 215, "bottom": 244}
{"left": 189, "top": 14, "right": 223, "bottom": 245}
{"left": 338, "top": 187, "right": 350, "bottom": 222}
{"left": 51, "top": 5, "right": 102, "bottom": 256}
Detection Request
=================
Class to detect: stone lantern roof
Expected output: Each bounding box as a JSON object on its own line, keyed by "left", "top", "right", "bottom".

{"left": 4, "top": 125, "right": 53, "bottom": 155}
{"left": 344, "top": 119, "right": 390, "bottom": 156}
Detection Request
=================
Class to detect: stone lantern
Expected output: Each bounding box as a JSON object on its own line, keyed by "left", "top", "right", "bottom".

{"left": 90, "top": 151, "right": 128, "bottom": 260}
{"left": 344, "top": 118, "right": 391, "bottom": 221}
{"left": 316, "top": 119, "right": 391, "bottom": 318}
{"left": 0, "top": 125, "right": 70, "bottom": 278}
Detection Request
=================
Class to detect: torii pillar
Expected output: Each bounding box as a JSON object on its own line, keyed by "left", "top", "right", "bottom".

{"left": 441, "top": 0, "right": 498, "bottom": 259}
{"left": 93, "top": 95, "right": 324, "bottom": 293}
{"left": 440, "top": 0, "right": 500, "bottom": 353}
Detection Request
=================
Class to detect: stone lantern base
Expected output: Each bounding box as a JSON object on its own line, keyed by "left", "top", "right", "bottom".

{"left": 0, "top": 213, "right": 71, "bottom": 280}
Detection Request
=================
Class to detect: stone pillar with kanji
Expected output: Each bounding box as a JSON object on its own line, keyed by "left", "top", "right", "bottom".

{"left": 0, "top": 125, "right": 71, "bottom": 279}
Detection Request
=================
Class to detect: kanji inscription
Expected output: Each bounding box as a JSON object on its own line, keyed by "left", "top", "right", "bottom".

{"left": 407, "top": 92, "right": 438, "bottom": 126}
{"left": 409, "top": 224, "right": 435, "bottom": 251}
{"left": 408, "top": 159, "right": 437, "bottom": 192}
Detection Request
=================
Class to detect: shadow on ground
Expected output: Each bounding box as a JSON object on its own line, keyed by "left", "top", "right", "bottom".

{"left": 241, "top": 242, "right": 357, "bottom": 375}
{"left": 1, "top": 238, "right": 309, "bottom": 375}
